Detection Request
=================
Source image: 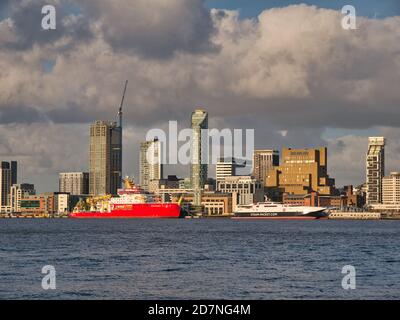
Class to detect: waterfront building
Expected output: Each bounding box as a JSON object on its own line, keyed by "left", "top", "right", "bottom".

{"left": 10, "top": 184, "right": 35, "bottom": 213}
{"left": 343, "top": 185, "right": 366, "bottom": 208}
{"left": 20, "top": 192, "right": 70, "bottom": 215}
{"left": 140, "top": 138, "right": 163, "bottom": 191}
{"left": 20, "top": 195, "right": 44, "bottom": 214}
{"left": 282, "top": 192, "right": 319, "bottom": 207}
{"left": 172, "top": 192, "right": 233, "bottom": 216}
{"left": 216, "top": 157, "right": 246, "bottom": 185}
{"left": 57, "top": 193, "right": 70, "bottom": 215}
{"left": 370, "top": 203, "right": 400, "bottom": 212}
{"left": 216, "top": 175, "right": 264, "bottom": 207}
{"left": 145, "top": 184, "right": 232, "bottom": 215}
{"left": 0, "top": 161, "right": 17, "bottom": 212}
{"left": 282, "top": 186, "right": 365, "bottom": 208}
{"left": 266, "top": 147, "right": 336, "bottom": 196}
{"left": 59, "top": 172, "right": 89, "bottom": 195}
{"left": 382, "top": 172, "right": 400, "bottom": 205}
{"left": 366, "top": 137, "right": 385, "bottom": 205}
{"left": 252, "top": 150, "right": 279, "bottom": 186}
{"left": 89, "top": 120, "right": 122, "bottom": 196}
{"left": 190, "top": 109, "right": 208, "bottom": 206}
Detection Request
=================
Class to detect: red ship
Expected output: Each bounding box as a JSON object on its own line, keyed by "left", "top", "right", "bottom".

{"left": 69, "top": 178, "right": 183, "bottom": 219}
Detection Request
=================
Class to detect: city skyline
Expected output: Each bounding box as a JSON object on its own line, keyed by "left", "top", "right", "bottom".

{"left": 1, "top": 110, "right": 400, "bottom": 194}
{"left": 2, "top": 118, "right": 400, "bottom": 194}
{"left": 0, "top": 1, "right": 400, "bottom": 193}
{"left": 1, "top": 126, "right": 396, "bottom": 214}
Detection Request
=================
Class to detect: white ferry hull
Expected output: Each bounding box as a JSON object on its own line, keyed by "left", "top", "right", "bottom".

{"left": 233, "top": 202, "right": 328, "bottom": 220}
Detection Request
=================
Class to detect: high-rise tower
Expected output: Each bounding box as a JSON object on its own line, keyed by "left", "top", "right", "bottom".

{"left": 190, "top": 109, "right": 208, "bottom": 206}
{"left": 89, "top": 121, "right": 121, "bottom": 196}
{"left": 140, "top": 138, "right": 163, "bottom": 191}
{"left": 0, "top": 162, "right": 12, "bottom": 207}
{"left": 366, "top": 137, "right": 386, "bottom": 205}
{"left": 0, "top": 161, "right": 16, "bottom": 211}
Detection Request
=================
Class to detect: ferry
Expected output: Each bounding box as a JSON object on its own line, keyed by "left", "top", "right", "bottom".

{"left": 233, "top": 201, "right": 328, "bottom": 220}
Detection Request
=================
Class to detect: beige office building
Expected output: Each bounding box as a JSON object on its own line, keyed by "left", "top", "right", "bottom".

{"left": 89, "top": 121, "right": 122, "bottom": 196}
{"left": 266, "top": 147, "right": 335, "bottom": 195}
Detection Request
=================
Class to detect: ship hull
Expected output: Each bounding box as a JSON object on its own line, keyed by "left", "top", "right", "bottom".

{"left": 69, "top": 203, "right": 182, "bottom": 219}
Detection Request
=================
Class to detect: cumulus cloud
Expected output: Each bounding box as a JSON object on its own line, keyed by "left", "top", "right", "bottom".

{"left": 1, "top": 0, "right": 92, "bottom": 51}
{"left": 81, "top": 0, "right": 216, "bottom": 59}
{"left": 0, "top": 2, "right": 400, "bottom": 190}
{"left": 0, "top": 123, "right": 85, "bottom": 168}
{"left": 1, "top": 3, "right": 400, "bottom": 127}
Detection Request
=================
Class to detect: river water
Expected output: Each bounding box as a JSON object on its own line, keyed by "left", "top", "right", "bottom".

{"left": 0, "top": 219, "right": 399, "bottom": 299}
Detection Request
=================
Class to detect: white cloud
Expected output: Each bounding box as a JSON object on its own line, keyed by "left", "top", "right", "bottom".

{"left": 82, "top": 0, "right": 216, "bottom": 58}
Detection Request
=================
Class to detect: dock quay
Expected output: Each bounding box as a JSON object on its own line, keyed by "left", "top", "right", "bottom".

{"left": 0, "top": 214, "right": 68, "bottom": 219}
{"left": 328, "top": 211, "right": 381, "bottom": 220}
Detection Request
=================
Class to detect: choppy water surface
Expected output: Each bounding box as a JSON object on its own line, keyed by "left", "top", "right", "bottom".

{"left": 0, "top": 219, "right": 399, "bottom": 299}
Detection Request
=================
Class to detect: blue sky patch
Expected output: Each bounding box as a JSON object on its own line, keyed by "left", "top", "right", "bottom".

{"left": 205, "top": 0, "right": 400, "bottom": 19}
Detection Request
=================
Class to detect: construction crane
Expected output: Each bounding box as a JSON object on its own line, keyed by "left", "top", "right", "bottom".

{"left": 118, "top": 80, "right": 128, "bottom": 129}
{"left": 118, "top": 80, "right": 128, "bottom": 188}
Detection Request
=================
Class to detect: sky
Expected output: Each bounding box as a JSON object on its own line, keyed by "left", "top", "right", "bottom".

{"left": 0, "top": 0, "right": 399, "bottom": 193}
{"left": 205, "top": 0, "right": 400, "bottom": 19}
